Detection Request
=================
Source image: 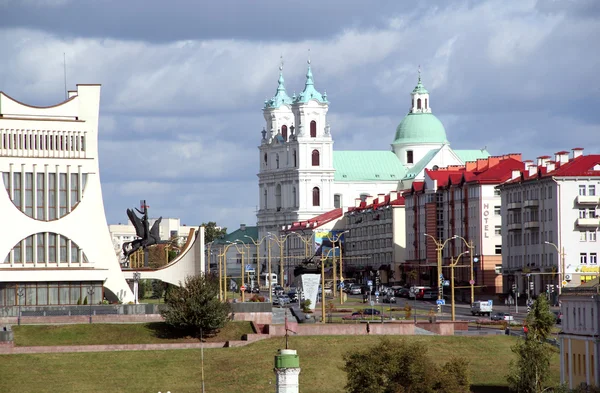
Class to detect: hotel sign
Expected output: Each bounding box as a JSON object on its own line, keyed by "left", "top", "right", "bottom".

{"left": 482, "top": 203, "right": 491, "bottom": 238}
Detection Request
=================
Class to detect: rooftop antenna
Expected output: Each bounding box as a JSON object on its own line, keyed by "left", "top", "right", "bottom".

{"left": 63, "top": 53, "right": 67, "bottom": 101}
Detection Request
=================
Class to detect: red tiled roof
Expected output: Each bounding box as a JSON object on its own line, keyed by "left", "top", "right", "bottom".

{"left": 547, "top": 155, "right": 600, "bottom": 177}
{"left": 352, "top": 192, "right": 405, "bottom": 213}
{"left": 284, "top": 208, "right": 343, "bottom": 232}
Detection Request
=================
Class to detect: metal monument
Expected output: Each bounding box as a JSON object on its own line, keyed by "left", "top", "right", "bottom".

{"left": 122, "top": 200, "right": 165, "bottom": 267}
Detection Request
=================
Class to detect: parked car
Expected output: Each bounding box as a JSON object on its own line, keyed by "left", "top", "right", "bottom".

{"left": 288, "top": 291, "right": 298, "bottom": 302}
{"left": 350, "top": 286, "right": 362, "bottom": 295}
{"left": 409, "top": 286, "right": 431, "bottom": 299}
{"left": 491, "top": 312, "right": 514, "bottom": 321}
{"left": 361, "top": 308, "right": 381, "bottom": 316}
{"left": 272, "top": 285, "right": 284, "bottom": 296}
{"left": 422, "top": 289, "right": 437, "bottom": 300}
{"left": 381, "top": 294, "right": 396, "bottom": 303}
{"left": 396, "top": 288, "right": 410, "bottom": 298}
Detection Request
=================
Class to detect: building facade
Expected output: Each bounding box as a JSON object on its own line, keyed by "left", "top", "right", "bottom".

{"left": 404, "top": 155, "right": 523, "bottom": 294}
{"left": 344, "top": 192, "right": 406, "bottom": 285}
{"left": 0, "top": 85, "right": 135, "bottom": 305}
{"left": 560, "top": 280, "right": 600, "bottom": 388}
{"left": 498, "top": 149, "right": 600, "bottom": 298}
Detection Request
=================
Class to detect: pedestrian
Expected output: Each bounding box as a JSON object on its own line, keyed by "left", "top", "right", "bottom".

{"left": 523, "top": 325, "right": 528, "bottom": 338}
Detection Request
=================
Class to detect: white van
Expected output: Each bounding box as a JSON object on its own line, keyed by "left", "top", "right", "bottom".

{"left": 261, "top": 273, "right": 277, "bottom": 288}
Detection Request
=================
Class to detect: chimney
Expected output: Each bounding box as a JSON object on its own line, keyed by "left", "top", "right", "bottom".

{"left": 365, "top": 196, "right": 375, "bottom": 206}
{"left": 240, "top": 224, "right": 246, "bottom": 231}
{"left": 466, "top": 161, "right": 476, "bottom": 172}
{"left": 524, "top": 160, "right": 533, "bottom": 171}
{"left": 528, "top": 165, "right": 538, "bottom": 177}
{"left": 555, "top": 151, "right": 569, "bottom": 165}
{"left": 572, "top": 148, "right": 584, "bottom": 160}
{"left": 536, "top": 156, "right": 550, "bottom": 167}
{"left": 511, "top": 169, "right": 521, "bottom": 180}
{"left": 546, "top": 161, "right": 556, "bottom": 172}
{"left": 355, "top": 198, "right": 362, "bottom": 208}
{"left": 390, "top": 191, "right": 398, "bottom": 200}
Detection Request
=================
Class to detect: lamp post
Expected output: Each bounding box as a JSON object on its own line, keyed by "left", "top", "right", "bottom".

{"left": 219, "top": 242, "right": 237, "bottom": 302}
{"left": 244, "top": 234, "right": 268, "bottom": 288}
{"left": 424, "top": 233, "right": 456, "bottom": 312}
{"left": 326, "top": 230, "right": 349, "bottom": 304}
{"left": 218, "top": 252, "right": 223, "bottom": 301}
{"left": 449, "top": 250, "right": 469, "bottom": 321}
{"left": 453, "top": 235, "right": 475, "bottom": 304}
{"left": 228, "top": 240, "right": 246, "bottom": 302}
{"left": 17, "top": 287, "right": 24, "bottom": 326}
{"left": 289, "top": 231, "right": 312, "bottom": 260}
{"left": 320, "top": 247, "right": 336, "bottom": 323}
{"left": 268, "top": 232, "right": 295, "bottom": 288}
{"left": 544, "top": 241, "right": 566, "bottom": 296}
{"left": 87, "top": 286, "right": 94, "bottom": 324}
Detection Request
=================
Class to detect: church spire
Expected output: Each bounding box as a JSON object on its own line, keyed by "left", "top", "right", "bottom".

{"left": 410, "top": 66, "right": 431, "bottom": 114}
{"left": 294, "top": 52, "right": 328, "bottom": 104}
{"left": 265, "top": 56, "right": 293, "bottom": 109}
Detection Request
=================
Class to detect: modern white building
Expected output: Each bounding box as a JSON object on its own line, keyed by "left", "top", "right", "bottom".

{"left": 256, "top": 63, "right": 490, "bottom": 264}
{"left": 498, "top": 149, "right": 600, "bottom": 297}
{"left": 0, "top": 85, "right": 135, "bottom": 304}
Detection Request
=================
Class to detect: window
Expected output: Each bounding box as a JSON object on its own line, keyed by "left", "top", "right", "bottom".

{"left": 293, "top": 150, "right": 297, "bottom": 167}
{"left": 276, "top": 154, "right": 279, "bottom": 169}
{"left": 281, "top": 125, "right": 288, "bottom": 141}
{"left": 25, "top": 173, "right": 33, "bottom": 216}
{"left": 70, "top": 173, "right": 79, "bottom": 208}
{"left": 417, "top": 98, "right": 422, "bottom": 109}
{"left": 579, "top": 185, "right": 587, "bottom": 196}
{"left": 494, "top": 188, "right": 501, "bottom": 196}
{"left": 581, "top": 253, "right": 588, "bottom": 265}
{"left": 264, "top": 153, "right": 267, "bottom": 166}
{"left": 425, "top": 98, "right": 428, "bottom": 109}
{"left": 263, "top": 188, "right": 267, "bottom": 209}
{"left": 580, "top": 209, "right": 587, "bottom": 219}
{"left": 13, "top": 172, "right": 22, "bottom": 210}
{"left": 581, "top": 231, "right": 588, "bottom": 242}
{"left": 310, "top": 120, "right": 317, "bottom": 138}
{"left": 275, "top": 184, "right": 282, "bottom": 211}
{"left": 495, "top": 245, "right": 502, "bottom": 255}
{"left": 590, "top": 231, "right": 597, "bottom": 242}
{"left": 312, "top": 187, "right": 320, "bottom": 206}
{"left": 311, "top": 150, "right": 320, "bottom": 166}
{"left": 292, "top": 187, "right": 297, "bottom": 207}
{"left": 334, "top": 194, "right": 341, "bottom": 209}
{"left": 36, "top": 173, "right": 45, "bottom": 220}
{"left": 59, "top": 173, "right": 67, "bottom": 216}
{"left": 48, "top": 173, "right": 56, "bottom": 220}
{"left": 494, "top": 206, "right": 501, "bottom": 215}
{"left": 590, "top": 185, "right": 597, "bottom": 196}
{"left": 495, "top": 226, "right": 501, "bottom": 235}
{"left": 406, "top": 150, "right": 414, "bottom": 164}
{"left": 591, "top": 253, "right": 598, "bottom": 265}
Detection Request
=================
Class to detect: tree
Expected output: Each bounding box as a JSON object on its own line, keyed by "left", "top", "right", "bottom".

{"left": 202, "top": 221, "right": 227, "bottom": 244}
{"left": 160, "top": 275, "right": 231, "bottom": 338}
{"left": 507, "top": 296, "right": 556, "bottom": 393}
{"left": 343, "top": 338, "right": 470, "bottom": 393}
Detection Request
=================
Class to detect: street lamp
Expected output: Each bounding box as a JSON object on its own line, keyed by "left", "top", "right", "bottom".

{"left": 453, "top": 235, "right": 475, "bottom": 304}
{"left": 17, "top": 287, "right": 24, "bottom": 326}
{"left": 228, "top": 240, "right": 247, "bottom": 302}
{"left": 423, "top": 233, "right": 456, "bottom": 312}
{"left": 448, "top": 250, "right": 469, "bottom": 321}
{"left": 244, "top": 234, "right": 269, "bottom": 289}
{"left": 268, "top": 232, "right": 295, "bottom": 288}
{"left": 288, "top": 231, "right": 313, "bottom": 260}
{"left": 544, "top": 241, "right": 566, "bottom": 295}
{"left": 219, "top": 242, "right": 237, "bottom": 302}
{"left": 326, "top": 230, "right": 349, "bottom": 304}
{"left": 320, "top": 247, "right": 336, "bottom": 323}
{"left": 87, "top": 286, "right": 95, "bottom": 324}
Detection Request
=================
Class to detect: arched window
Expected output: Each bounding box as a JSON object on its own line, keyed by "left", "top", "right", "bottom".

{"left": 264, "top": 153, "right": 268, "bottom": 166}
{"left": 276, "top": 154, "right": 280, "bottom": 169}
{"left": 407, "top": 150, "right": 414, "bottom": 164}
{"left": 263, "top": 188, "right": 268, "bottom": 209}
{"left": 417, "top": 98, "right": 422, "bottom": 109}
{"left": 412, "top": 98, "right": 414, "bottom": 108}
{"left": 312, "top": 187, "right": 320, "bottom": 206}
{"left": 310, "top": 120, "right": 317, "bottom": 138}
{"left": 334, "top": 194, "right": 342, "bottom": 208}
{"left": 292, "top": 187, "right": 297, "bottom": 207}
{"left": 293, "top": 150, "right": 297, "bottom": 167}
{"left": 275, "top": 184, "right": 282, "bottom": 211}
{"left": 312, "top": 149, "right": 320, "bottom": 166}
{"left": 425, "top": 98, "right": 428, "bottom": 109}
{"left": 281, "top": 125, "right": 288, "bottom": 141}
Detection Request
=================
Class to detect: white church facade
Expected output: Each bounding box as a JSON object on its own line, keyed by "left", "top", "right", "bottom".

{"left": 256, "top": 62, "right": 490, "bottom": 260}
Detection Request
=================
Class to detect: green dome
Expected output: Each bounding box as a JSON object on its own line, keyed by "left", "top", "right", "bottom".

{"left": 392, "top": 112, "right": 448, "bottom": 145}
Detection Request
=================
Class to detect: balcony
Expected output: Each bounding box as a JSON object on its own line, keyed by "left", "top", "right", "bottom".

{"left": 507, "top": 202, "right": 522, "bottom": 210}
{"left": 524, "top": 220, "right": 539, "bottom": 229}
{"left": 508, "top": 223, "right": 522, "bottom": 231}
{"left": 523, "top": 200, "right": 539, "bottom": 208}
{"left": 577, "top": 217, "right": 600, "bottom": 227}
{"left": 577, "top": 195, "right": 600, "bottom": 205}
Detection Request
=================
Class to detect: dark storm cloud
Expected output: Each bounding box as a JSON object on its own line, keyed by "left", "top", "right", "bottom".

{"left": 1, "top": 0, "right": 421, "bottom": 42}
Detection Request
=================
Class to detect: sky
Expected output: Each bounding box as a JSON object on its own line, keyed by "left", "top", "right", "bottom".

{"left": 0, "top": 0, "right": 599, "bottom": 232}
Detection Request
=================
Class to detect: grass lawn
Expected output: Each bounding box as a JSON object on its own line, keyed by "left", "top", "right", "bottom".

{"left": 0, "top": 335, "right": 559, "bottom": 393}
{"left": 11, "top": 321, "right": 255, "bottom": 346}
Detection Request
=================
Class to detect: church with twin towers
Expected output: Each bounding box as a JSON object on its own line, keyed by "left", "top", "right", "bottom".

{"left": 256, "top": 59, "right": 489, "bottom": 264}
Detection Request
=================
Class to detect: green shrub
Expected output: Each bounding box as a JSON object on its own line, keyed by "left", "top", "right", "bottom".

{"left": 83, "top": 296, "right": 88, "bottom": 305}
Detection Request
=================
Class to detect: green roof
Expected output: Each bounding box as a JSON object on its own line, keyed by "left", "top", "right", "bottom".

{"left": 392, "top": 113, "right": 448, "bottom": 145}
{"left": 454, "top": 149, "right": 491, "bottom": 163}
{"left": 214, "top": 226, "right": 258, "bottom": 245}
{"left": 333, "top": 151, "right": 406, "bottom": 181}
{"left": 294, "top": 64, "right": 328, "bottom": 104}
{"left": 403, "top": 147, "right": 443, "bottom": 180}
